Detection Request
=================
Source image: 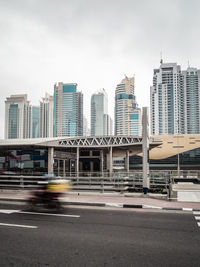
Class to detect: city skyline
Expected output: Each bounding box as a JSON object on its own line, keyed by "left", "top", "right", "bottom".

{"left": 3, "top": 62, "right": 200, "bottom": 139}
{"left": 1, "top": 0, "right": 200, "bottom": 138}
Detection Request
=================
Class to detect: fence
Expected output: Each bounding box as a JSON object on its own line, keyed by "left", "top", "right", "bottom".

{"left": 1, "top": 170, "right": 199, "bottom": 193}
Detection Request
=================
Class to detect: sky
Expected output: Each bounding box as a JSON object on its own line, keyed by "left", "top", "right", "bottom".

{"left": 1, "top": 0, "right": 200, "bottom": 138}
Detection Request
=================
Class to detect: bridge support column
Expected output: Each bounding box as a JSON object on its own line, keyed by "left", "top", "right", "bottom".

{"left": 100, "top": 150, "right": 104, "bottom": 176}
{"left": 142, "top": 107, "right": 150, "bottom": 194}
{"left": 109, "top": 146, "right": 113, "bottom": 175}
{"left": 48, "top": 147, "right": 54, "bottom": 175}
{"left": 58, "top": 160, "right": 60, "bottom": 176}
{"left": 126, "top": 150, "right": 129, "bottom": 172}
{"left": 76, "top": 147, "right": 79, "bottom": 177}
{"left": 63, "top": 159, "right": 66, "bottom": 177}
{"left": 90, "top": 161, "right": 94, "bottom": 173}
{"left": 79, "top": 161, "right": 83, "bottom": 173}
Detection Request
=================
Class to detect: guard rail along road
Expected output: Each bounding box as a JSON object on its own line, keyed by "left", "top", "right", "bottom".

{"left": 0, "top": 171, "right": 200, "bottom": 197}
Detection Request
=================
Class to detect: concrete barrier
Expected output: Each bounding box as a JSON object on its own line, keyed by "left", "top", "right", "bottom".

{"left": 172, "top": 183, "right": 200, "bottom": 202}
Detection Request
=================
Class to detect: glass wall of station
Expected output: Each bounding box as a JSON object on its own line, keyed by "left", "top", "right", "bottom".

{"left": 129, "top": 148, "right": 200, "bottom": 170}
{"left": 0, "top": 146, "right": 48, "bottom": 175}
{"left": 53, "top": 148, "right": 104, "bottom": 176}
{"left": 0, "top": 146, "right": 106, "bottom": 177}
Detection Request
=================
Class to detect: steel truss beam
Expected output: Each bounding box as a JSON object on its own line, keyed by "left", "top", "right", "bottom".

{"left": 58, "top": 136, "right": 143, "bottom": 147}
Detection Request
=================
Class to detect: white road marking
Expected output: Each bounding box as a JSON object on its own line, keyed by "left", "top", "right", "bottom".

{"left": 0, "top": 209, "right": 80, "bottom": 218}
{"left": 143, "top": 205, "right": 162, "bottom": 209}
{"left": 193, "top": 211, "right": 200, "bottom": 215}
{"left": 105, "top": 203, "right": 123, "bottom": 208}
{"left": 182, "top": 208, "right": 193, "bottom": 211}
{"left": 193, "top": 212, "right": 200, "bottom": 229}
{"left": 0, "top": 223, "right": 37, "bottom": 229}
{"left": 0, "top": 209, "right": 20, "bottom": 214}
{"left": 19, "top": 211, "right": 80, "bottom": 218}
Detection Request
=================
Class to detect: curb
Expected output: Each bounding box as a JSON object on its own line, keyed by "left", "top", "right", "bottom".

{"left": 0, "top": 198, "right": 200, "bottom": 212}
{"left": 0, "top": 198, "right": 25, "bottom": 202}
{"left": 106, "top": 203, "right": 200, "bottom": 211}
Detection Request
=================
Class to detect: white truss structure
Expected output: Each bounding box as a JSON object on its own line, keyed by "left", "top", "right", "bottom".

{"left": 0, "top": 136, "right": 161, "bottom": 148}
{"left": 58, "top": 136, "right": 143, "bottom": 147}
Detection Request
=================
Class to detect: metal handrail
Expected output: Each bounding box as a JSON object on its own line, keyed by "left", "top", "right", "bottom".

{"left": 0, "top": 170, "right": 199, "bottom": 193}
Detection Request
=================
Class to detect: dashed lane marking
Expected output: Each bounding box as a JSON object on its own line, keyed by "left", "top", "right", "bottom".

{"left": 19, "top": 211, "right": 80, "bottom": 218}
{"left": 0, "top": 223, "right": 37, "bottom": 229}
{"left": 0, "top": 209, "right": 80, "bottom": 218}
{"left": 0, "top": 209, "right": 20, "bottom": 214}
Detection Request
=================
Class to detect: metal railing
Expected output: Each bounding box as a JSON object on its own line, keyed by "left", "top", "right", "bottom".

{"left": 0, "top": 170, "right": 199, "bottom": 194}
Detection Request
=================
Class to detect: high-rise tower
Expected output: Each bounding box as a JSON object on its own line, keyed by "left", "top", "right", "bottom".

{"left": 5, "top": 94, "right": 31, "bottom": 139}
{"left": 54, "top": 82, "right": 83, "bottom": 137}
{"left": 91, "top": 89, "right": 112, "bottom": 136}
{"left": 40, "top": 93, "right": 54, "bottom": 138}
{"left": 150, "top": 61, "right": 200, "bottom": 135}
{"left": 181, "top": 67, "right": 200, "bottom": 134}
{"left": 150, "top": 62, "right": 181, "bottom": 135}
{"left": 115, "top": 76, "right": 141, "bottom": 136}
{"left": 31, "top": 106, "right": 40, "bottom": 138}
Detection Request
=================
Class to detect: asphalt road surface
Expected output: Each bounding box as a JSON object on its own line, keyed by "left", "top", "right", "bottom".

{"left": 0, "top": 204, "right": 199, "bottom": 267}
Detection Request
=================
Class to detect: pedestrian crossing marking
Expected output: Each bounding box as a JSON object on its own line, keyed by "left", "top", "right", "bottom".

{"left": 193, "top": 211, "right": 200, "bottom": 215}
{"left": 193, "top": 211, "right": 200, "bottom": 229}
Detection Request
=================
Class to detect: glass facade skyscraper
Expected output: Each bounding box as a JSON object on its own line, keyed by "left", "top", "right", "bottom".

{"left": 54, "top": 82, "right": 83, "bottom": 137}
{"left": 83, "top": 116, "right": 90, "bottom": 136}
{"left": 31, "top": 106, "right": 40, "bottom": 138}
{"left": 77, "top": 92, "right": 83, "bottom": 136}
{"left": 150, "top": 61, "right": 200, "bottom": 135}
{"left": 181, "top": 68, "right": 200, "bottom": 134}
{"left": 150, "top": 62, "right": 181, "bottom": 135}
{"left": 5, "top": 94, "right": 31, "bottom": 139}
{"left": 8, "top": 104, "right": 18, "bottom": 139}
{"left": 40, "top": 93, "right": 54, "bottom": 138}
{"left": 115, "top": 76, "right": 141, "bottom": 136}
{"left": 91, "top": 89, "right": 112, "bottom": 136}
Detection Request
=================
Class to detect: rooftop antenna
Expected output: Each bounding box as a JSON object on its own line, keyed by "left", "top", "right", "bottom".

{"left": 187, "top": 60, "right": 190, "bottom": 68}
{"left": 160, "top": 51, "right": 163, "bottom": 64}
{"left": 124, "top": 73, "right": 128, "bottom": 79}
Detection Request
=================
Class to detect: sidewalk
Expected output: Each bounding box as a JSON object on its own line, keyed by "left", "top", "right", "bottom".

{"left": 0, "top": 190, "right": 200, "bottom": 211}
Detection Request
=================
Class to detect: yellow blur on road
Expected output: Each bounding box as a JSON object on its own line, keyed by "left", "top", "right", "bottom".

{"left": 47, "top": 179, "right": 71, "bottom": 193}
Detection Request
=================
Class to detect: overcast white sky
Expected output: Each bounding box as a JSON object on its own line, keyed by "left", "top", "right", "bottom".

{"left": 1, "top": 0, "right": 200, "bottom": 138}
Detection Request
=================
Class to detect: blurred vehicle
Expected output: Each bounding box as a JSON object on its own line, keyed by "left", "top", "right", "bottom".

{"left": 27, "top": 178, "right": 71, "bottom": 211}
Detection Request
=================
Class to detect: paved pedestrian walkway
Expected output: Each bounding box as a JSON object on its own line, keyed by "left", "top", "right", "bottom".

{"left": 0, "top": 190, "right": 200, "bottom": 210}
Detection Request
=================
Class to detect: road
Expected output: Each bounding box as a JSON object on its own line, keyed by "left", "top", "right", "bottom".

{"left": 0, "top": 203, "right": 199, "bottom": 267}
